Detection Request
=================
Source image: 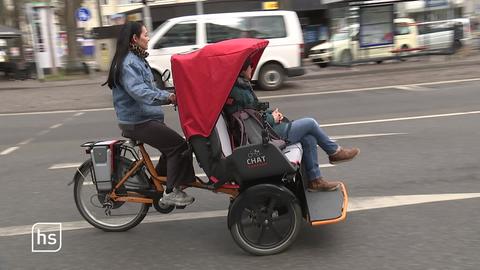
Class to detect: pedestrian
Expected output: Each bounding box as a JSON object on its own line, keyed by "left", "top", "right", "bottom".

{"left": 104, "top": 21, "right": 195, "bottom": 206}
{"left": 224, "top": 57, "right": 360, "bottom": 191}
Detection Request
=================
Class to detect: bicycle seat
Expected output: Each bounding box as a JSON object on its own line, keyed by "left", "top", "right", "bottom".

{"left": 121, "top": 132, "right": 143, "bottom": 146}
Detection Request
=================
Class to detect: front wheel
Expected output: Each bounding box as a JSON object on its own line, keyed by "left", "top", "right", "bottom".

{"left": 73, "top": 158, "right": 150, "bottom": 232}
{"left": 257, "top": 63, "right": 285, "bottom": 91}
{"left": 229, "top": 184, "right": 302, "bottom": 255}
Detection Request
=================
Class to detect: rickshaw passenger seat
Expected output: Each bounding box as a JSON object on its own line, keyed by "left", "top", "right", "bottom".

{"left": 214, "top": 114, "right": 233, "bottom": 157}
{"left": 282, "top": 143, "right": 303, "bottom": 165}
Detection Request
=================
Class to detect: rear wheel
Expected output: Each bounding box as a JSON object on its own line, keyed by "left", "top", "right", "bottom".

{"left": 73, "top": 158, "right": 150, "bottom": 232}
{"left": 257, "top": 63, "right": 285, "bottom": 91}
{"left": 229, "top": 184, "right": 302, "bottom": 255}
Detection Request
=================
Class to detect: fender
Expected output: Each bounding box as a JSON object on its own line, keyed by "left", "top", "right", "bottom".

{"left": 227, "top": 183, "right": 297, "bottom": 228}
{"left": 68, "top": 159, "right": 92, "bottom": 186}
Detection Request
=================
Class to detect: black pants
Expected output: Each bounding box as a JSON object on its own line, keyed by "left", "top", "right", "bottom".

{"left": 120, "top": 120, "right": 195, "bottom": 189}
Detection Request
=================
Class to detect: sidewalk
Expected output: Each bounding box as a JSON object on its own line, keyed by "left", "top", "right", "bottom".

{"left": 299, "top": 53, "right": 480, "bottom": 81}
{"left": 0, "top": 72, "right": 108, "bottom": 91}
{"left": 0, "top": 53, "right": 478, "bottom": 91}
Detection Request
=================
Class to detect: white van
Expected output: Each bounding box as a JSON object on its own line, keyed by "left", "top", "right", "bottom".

{"left": 309, "top": 18, "right": 418, "bottom": 66}
{"left": 147, "top": 10, "right": 305, "bottom": 90}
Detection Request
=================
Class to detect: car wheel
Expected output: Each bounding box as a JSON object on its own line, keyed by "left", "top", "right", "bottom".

{"left": 316, "top": 63, "right": 328, "bottom": 68}
{"left": 340, "top": 50, "right": 352, "bottom": 66}
{"left": 258, "top": 63, "right": 285, "bottom": 91}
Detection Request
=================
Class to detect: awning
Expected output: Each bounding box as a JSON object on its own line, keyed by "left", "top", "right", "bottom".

{"left": 0, "top": 25, "right": 22, "bottom": 39}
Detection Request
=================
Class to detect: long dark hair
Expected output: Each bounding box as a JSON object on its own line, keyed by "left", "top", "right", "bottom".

{"left": 105, "top": 21, "right": 144, "bottom": 89}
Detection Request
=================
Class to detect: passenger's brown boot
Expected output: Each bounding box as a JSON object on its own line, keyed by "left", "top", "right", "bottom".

{"left": 307, "top": 178, "right": 341, "bottom": 192}
{"left": 329, "top": 147, "right": 360, "bottom": 164}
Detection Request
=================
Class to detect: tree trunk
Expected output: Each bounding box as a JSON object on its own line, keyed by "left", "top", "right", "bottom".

{"left": 0, "top": 0, "right": 6, "bottom": 25}
{"left": 64, "top": 0, "right": 83, "bottom": 74}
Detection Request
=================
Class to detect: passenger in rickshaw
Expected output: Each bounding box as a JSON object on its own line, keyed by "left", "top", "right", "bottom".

{"left": 224, "top": 58, "right": 360, "bottom": 191}
{"left": 105, "top": 21, "right": 195, "bottom": 206}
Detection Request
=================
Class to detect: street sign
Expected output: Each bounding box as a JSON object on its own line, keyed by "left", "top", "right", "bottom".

{"left": 76, "top": 7, "right": 91, "bottom": 22}
{"left": 425, "top": 0, "right": 448, "bottom": 8}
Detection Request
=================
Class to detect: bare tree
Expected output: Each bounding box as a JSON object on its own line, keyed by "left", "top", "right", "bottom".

{"left": 12, "top": 0, "right": 22, "bottom": 29}
{"left": 0, "top": 0, "right": 7, "bottom": 25}
{"left": 65, "top": 0, "right": 83, "bottom": 73}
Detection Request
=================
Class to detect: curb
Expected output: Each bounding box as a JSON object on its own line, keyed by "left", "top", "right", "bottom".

{"left": 296, "top": 58, "right": 480, "bottom": 81}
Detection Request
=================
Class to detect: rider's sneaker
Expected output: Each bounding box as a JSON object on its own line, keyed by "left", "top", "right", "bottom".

{"left": 161, "top": 188, "right": 195, "bottom": 206}
{"left": 307, "top": 178, "right": 341, "bottom": 192}
{"left": 329, "top": 147, "right": 360, "bottom": 164}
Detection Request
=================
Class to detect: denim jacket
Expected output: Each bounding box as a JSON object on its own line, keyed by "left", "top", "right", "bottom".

{"left": 112, "top": 52, "right": 171, "bottom": 125}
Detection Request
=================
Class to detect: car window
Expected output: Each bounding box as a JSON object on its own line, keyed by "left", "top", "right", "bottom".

{"left": 206, "top": 18, "right": 248, "bottom": 43}
{"left": 154, "top": 22, "right": 196, "bottom": 48}
{"left": 395, "top": 23, "right": 410, "bottom": 35}
{"left": 332, "top": 32, "right": 348, "bottom": 41}
{"left": 248, "top": 16, "right": 286, "bottom": 39}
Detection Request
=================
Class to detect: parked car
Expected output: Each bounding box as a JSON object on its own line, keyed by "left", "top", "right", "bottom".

{"left": 417, "top": 18, "right": 472, "bottom": 53}
{"left": 309, "top": 18, "right": 418, "bottom": 66}
{"left": 148, "top": 10, "right": 305, "bottom": 90}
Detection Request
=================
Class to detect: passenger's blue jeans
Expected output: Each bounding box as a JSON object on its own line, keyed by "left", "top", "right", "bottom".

{"left": 286, "top": 118, "right": 339, "bottom": 181}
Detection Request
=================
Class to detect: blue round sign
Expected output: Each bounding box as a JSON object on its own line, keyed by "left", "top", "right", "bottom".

{"left": 76, "top": 7, "right": 91, "bottom": 22}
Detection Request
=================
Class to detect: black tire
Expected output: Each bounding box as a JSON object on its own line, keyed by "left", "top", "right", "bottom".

{"left": 376, "top": 60, "right": 383, "bottom": 64}
{"left": 399, "top": 45, "right": 409, "bottom": 61}
{"left": 316, "top": 63, "right": 328, "bottom": 68}
{"left": 73, "top": 158, "right": 150, "bottom": 232}
{"left": 229, "top": 185, "right": 302, "bottom": 255}
{"left": 257, "top": 63, "right": 285, "bottom": 91}
{"left": 453, "top": 40, "right": 462, "bottom": 53}
{"left": 153, "top": 70, "right": 165, "bottom": 89}
{"left": 339, "top": 50, "right": 352, "bottom": 66}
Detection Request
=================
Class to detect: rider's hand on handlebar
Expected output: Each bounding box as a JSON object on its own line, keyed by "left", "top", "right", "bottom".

{"left": 169, "top": 93, "right": 177, "bottom": 105}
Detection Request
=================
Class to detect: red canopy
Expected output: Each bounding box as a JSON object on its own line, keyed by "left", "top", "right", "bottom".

{"left": 171, "top": 38, "right": 269, "bottom": 140}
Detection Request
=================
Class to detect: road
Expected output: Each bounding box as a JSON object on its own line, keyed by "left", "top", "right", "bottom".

{"left": 0, "top": 66, "right": 479, "bottom": 269}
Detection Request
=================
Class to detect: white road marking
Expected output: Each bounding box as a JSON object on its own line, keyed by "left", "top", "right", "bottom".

{"left": 74, "top": 112, "right": 85, "bottom": 117}
{"left": 18, "top": 138, "right": 34, "bottom": 145}
{"left": 0, "top": 107, "right": 114, "bottom": 117}
{"left": 49, "top": 163, "right": 84, "bottom": 170}
{"left": 321, "top": 110, "right": 480, "bottom": 127}
{"left": 48, "top": 132, "right": 400, "bottom": 170}
{"left": 394, "top": 85, "right": 431, "bottom": 91}
{"left": 0, "top": 146, "right": 20, "bottom": 156}
{"left": 51, "top": 163, "right": 334, "bottom": 172}
{"left": 49, "top": 123, "right": 63, "bottom": 129}
{"left": 348, "top": 193, "right": 480, "bottom": 212}
{"left": 1, "top": 78, "right": 479, "bottom": 117}
{"left": 331, "top": 133, "right": 406, "bottom": 140}
{"left": 1, "top": 193, "right": 479, "bottom": 237}
{"left": 36, "top": 130, "right": 50, "bottom": 136}
{"left": 261, "top": 77, "right": 480, "bottom": 100}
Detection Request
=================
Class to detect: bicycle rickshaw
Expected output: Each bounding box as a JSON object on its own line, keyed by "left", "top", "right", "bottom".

{"left": 72, "top": 38, "right": 348, "bottom": 255}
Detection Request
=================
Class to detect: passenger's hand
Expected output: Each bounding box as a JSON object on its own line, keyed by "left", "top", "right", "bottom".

{"left": 169, "top": 93, "right": 177, "bottom": 105}
{"left": 272, "top": 108, "right": 284, "bottom": 123}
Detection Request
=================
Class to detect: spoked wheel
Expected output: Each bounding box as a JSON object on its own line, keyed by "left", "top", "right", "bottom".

{"left": 73, "top": 157, "right": 151, "bottom": 232}
{"left": 229, "top": 184, "right": 302, "bottom": 255}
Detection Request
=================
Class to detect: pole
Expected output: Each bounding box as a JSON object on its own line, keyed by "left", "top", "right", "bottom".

{"left": 25, "top": 3, "right": 45, "bottom": 81}
{"left": 46, "top": 2, "right": 58, "bottom": 75}
{"left": 96, "top": 0, "right": 103, "bottom": 27}
{"left": 142, "top": 0, "right": 153, "bottom": 33}
{"left": 196, "top": 0, "right": 204, "bottom": 15}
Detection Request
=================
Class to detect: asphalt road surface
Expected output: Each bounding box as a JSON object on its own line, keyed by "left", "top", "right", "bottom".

{"left": 0, "top": 68, "right": 479, "bottom": 269}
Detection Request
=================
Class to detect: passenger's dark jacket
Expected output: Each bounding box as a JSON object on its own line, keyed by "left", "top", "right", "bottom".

{"left": 223, "top": 77, "right": 288, "bottom": 137}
